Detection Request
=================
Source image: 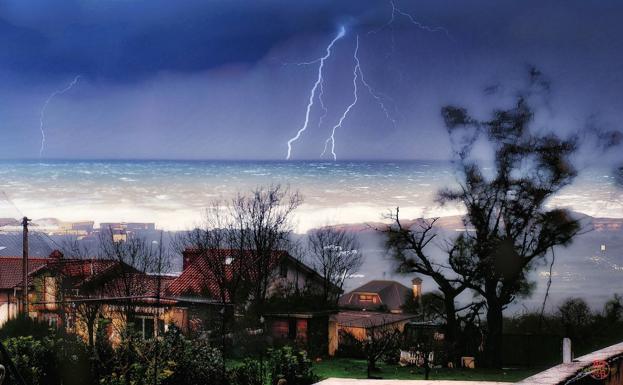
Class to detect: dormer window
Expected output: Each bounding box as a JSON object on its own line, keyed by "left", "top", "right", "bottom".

{"left": 359, "top": 294, "right": 375, "bottom": 302}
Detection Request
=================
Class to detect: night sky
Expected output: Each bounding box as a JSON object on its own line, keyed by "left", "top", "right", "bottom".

{"left": 1, "top": 0, "right": 622, "bottom": 160}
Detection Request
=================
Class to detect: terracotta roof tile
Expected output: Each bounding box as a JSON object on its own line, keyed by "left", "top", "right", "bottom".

{"left": 0, "top": 256, "right": 49, "bottom": 289}
{"left": 168, "top": 248, "right": 289, "bottom": 300}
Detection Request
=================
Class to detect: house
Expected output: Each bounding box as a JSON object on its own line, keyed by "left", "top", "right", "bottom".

{"left": 264, "top": 311, "right": 336, "bottom": 357}
{"left": 167, "top": 248, "right": 335, "bottom": 330}
{"left": 2, "top": 247, "right": 337, "bottom": 352}
{"left": 25, "top": 252, "right": 177, "bottom": 342}
{"left": 328, "top": 310, "right": 419, "bottom": 356}
{"left": 0, "top": 250, "right": 176, "bottom": 343}
{"left": 0, "top": 256, "right": 48, "bottom": 325}
{"left": 330, "top": 278, "right": 425, "bottom": 355}
{"left": 338, "top": 278, "right": 422, "bottom": 313}
{"left": 171, "top": 248, "right": 330, "bottom": 302}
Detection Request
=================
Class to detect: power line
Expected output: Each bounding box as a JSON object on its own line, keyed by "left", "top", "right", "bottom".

{"left": 0, "top": 191, "right": 24, "bottom": 218}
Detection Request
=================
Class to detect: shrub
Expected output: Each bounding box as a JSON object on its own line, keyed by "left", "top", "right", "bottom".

{"left": 97, "top": 325, "right": 227, "bottom": 385}
{"left": 268, "top": 346, "right": 317, "bottom": 385}
{"left": 0, "top": 316, "right": 55, "bottom": 339}
{"left": 2, "top": 336, "right": 48, "bottom": 385}
{"left": 1, "top": 334, "right": 92, "bottom": 385}
{"left": 228, "top": 359, "right": 263, "bottom": 385}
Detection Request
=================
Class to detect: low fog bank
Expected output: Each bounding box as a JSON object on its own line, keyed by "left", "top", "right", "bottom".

{"left": 1, "top": 212, "right": 621, "bottom": 314}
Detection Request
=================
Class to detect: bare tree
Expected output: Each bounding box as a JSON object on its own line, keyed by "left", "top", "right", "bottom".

{"left": 174, "top": 201, "right": 250, "bottom": 308}
{"left": 230, "top": 185, "right": 302, "bottom": 312}
{"left": 361, "top": 320, "right": 402, "bottom": 379}
{"left": 384, "top": 213, "right": 466, "bottom": 364}
{"left": 97, "top": 229, "right": 161, "bottom": 330}
{"left": 307, "top": 226, "right": 362, "bottom": 305}
{"left": 176, "top": 185, "right": 301, "bottom": 324}
{"left": 56, "top": 238, "right": 103, "bottom": 347}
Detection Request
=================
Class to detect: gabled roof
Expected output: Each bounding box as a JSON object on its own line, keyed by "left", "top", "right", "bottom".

{"left": 168, "top": 248, "right": 288, "bottom": 300}
{"left": 166, "top": 259, "right": 224, "bottom": 299}
{"left": 31, "top": 258, "right": 120, "bottom": 287}
{"left": 0, "top": 256, "right": 48, "bottom": 290}
{"left": 338, "top": 280, "right": 412, "bottom": 312}
{"left": 167, "top": 248, "right": 332, "bottom": 300}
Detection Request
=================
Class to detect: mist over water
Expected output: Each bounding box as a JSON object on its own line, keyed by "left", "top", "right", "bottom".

{"left": 0, "top": 160, "right": 621, "bottom": 231}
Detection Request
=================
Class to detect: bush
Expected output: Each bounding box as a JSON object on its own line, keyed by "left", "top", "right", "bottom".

{"left": 0, "top": 316, "right": 55, "bottom": 339}
{"left": 1, "top": 335, "right": 92, "bottom": 385}
{"left": 268, "top": 346, "right": 317, "bottom": 385}
{"left": 228, "top": 359, "right": 263, "bottom": 385}
{"left": 98, "top": 325, "right": 227, "bottom": 385}
{"left": 2, "top": 336, "right": 48, "bottom": 385}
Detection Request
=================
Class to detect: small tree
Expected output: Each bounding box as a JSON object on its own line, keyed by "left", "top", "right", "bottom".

{"left": 307, "top": 227, "right": 362, "bottom": 305}
{"left": 361, "top": 320, "right": 402, "bottom": 379}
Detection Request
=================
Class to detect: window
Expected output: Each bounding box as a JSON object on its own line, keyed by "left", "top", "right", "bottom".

{"left": 296, "top": 319, "right": 308, "bottom": 343}
{"left": 272, "top": 320, "right": 289, "bottom": 338}
{"left": 279, "top": 261, "right": 288, "bottom": 278}
{"left": 359, "top": 294, "right": 375, "bottom": 302}
{"left": 130, "top": 315, "right": 157, "bottom": 339}
{"left": 225, "top": 256, "right": 234, "bottom": 265}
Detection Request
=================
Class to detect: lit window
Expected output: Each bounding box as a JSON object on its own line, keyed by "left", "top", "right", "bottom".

{"left": 359, "top": 294, "right": 375, "bottom": 302}
{"left": 225, "top": 256, "right": 234, "bottom": 265}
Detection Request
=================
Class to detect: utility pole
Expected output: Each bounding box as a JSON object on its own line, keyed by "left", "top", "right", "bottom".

{"left": 21, "top": 216, "right": 30, "bottom": 316}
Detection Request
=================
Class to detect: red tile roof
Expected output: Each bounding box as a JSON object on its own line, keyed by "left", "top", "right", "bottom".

{"left": 41, "top": 259, "right": 119, "bottom": 284}
{"left": 0, "top": 256, "right": 48, "bottom": 289}
{"left": 166, "top": 262, "right": 224, "bottom": 299}
{"left": 168, "top": 248, "right": 298, "bottom": 300}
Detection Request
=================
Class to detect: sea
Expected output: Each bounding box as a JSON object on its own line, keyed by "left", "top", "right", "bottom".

{"left": 0, "top": 159, "right": 621, "bottom": 232}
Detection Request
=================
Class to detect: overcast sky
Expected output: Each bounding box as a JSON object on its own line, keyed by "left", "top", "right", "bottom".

{"left": 1, "top": 0, "right": 622, "bottom": 160}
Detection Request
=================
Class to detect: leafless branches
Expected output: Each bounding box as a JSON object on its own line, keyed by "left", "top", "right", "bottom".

{"left": 307, "top": 226, "right": 362, "bottom": 305}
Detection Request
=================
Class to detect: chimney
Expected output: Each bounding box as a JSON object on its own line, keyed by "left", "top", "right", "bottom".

{"left": 182, "top": 248, "right": 198, "bottom": 270}
{"left": 412, "top": 277, "right": 422, "bottom": 303}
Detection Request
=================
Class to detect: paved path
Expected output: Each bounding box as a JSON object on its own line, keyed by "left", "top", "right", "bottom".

{"left": 316, "top": 380, "right": 512, "bottom": 385}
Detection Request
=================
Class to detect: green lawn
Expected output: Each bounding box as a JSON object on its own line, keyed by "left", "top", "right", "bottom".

{"left": 313, "top": 358, "right": 541, "bottom": 382}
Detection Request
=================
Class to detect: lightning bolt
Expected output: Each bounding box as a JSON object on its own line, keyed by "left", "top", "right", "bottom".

{"left": 39, "top": 75, "right": 81, "bottom": 158}
{"left": 317, "top": 80, "right": 328, "bottom": 128}
{"left": 357, "top": 57, "right": 397, "bottom": 130}
{"left": 371, "top": 0, "right": 452, "bottom": 39}
{"left": 321, "top": 36, "right": 361, "bottom": 161}
{"left": 286, "top": 27, "right": 346, "bottom": 160}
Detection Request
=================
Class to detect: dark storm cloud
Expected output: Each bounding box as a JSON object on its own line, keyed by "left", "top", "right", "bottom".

{"left": 1, "top": 0, "right": 623, "bottom": 160}
{"left": 0, "top": 0, "right": 389, "bottom": 81}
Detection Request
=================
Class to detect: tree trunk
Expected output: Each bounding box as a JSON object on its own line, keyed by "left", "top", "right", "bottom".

{"left": 88, "top": 320, "right": 95, "bottom": 348}
{"left": 444, "top": 296, "right": 460, "bottom": 366}
{"left": 367, "top": 358, "right": 375, "bottom": 379}
{"left": 485, "top": 300, "right": 504, "bottom": 368}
